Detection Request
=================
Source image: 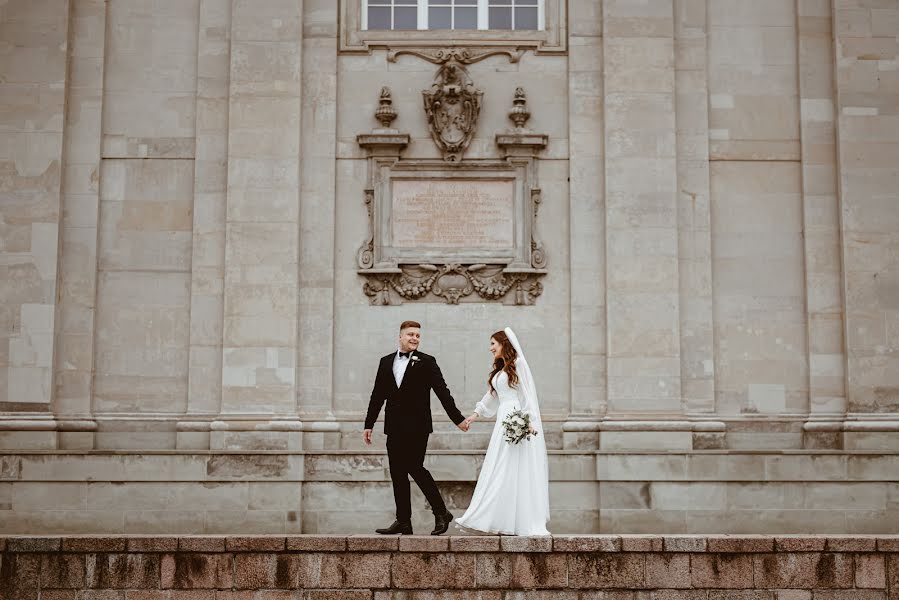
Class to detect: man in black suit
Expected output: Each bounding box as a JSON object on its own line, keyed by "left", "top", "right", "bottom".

{"left": 364, "top": 320, "right": 469, "bottom": 535}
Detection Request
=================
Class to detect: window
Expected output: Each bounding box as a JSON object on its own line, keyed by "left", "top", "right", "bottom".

{"left": 363, "top": 0, "right": 544, "bottom": 31}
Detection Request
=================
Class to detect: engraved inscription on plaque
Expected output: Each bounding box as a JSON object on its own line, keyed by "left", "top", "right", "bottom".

{"left": 391, "top": 179, "right": 515, "bottom": 249}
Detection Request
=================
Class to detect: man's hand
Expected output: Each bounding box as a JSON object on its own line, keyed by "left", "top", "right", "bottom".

{"left": 457, "top": 421, "right": 469, "bottom": 432}
{"left": 363, "top": 429, "right": 373, "bottom": 445}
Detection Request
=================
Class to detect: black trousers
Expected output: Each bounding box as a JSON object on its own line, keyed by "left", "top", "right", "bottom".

{"left": 386, "top": 432, "right": 447, "bottom": 522}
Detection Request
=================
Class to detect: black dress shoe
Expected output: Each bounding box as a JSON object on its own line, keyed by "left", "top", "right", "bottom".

{"left": 431, "top": 510, "right": 454, "bottom": 535}
{"left": 376, "top": 520, "right": 413, "bottom": 535}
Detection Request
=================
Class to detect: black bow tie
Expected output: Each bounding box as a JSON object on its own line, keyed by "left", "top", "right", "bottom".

{"left": 398, "top": 351, "right": 411, "bottom": 359}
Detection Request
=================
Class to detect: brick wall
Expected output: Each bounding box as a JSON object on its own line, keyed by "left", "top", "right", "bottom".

{"left": 1, "top": 535, "right": 898, "bottom": 598}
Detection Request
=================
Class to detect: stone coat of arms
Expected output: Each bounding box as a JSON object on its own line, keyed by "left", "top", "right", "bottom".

{"left": 422, "top": 59, "right": 483, "bottom": 162}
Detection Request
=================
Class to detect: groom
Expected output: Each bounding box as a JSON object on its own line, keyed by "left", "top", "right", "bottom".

{"left": 363, "top": 320, "right": 469, "bottom": 535}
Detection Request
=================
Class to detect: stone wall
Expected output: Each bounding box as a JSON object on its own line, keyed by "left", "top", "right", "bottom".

{"left": 2, "top": 535, "right": 899, "bottom": 598}
{"left": 1, "top": 0, "right": 898, "bottom": 532}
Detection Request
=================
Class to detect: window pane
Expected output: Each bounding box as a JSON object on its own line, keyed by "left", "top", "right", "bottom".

{"left": 368, "top": 6, "right": 392, "bottom": 29}
{"left": 455, "top": 6, "right": 477, "bottom": 28}
{"left": 489, "top": 6, "right": 512, "bottom": 29}
{"left": 514, "top": 6, "right": 538, "bottom": 29}
{"left": 429, "top": 6, "right": 451, "bottom": 28}
{"left": 490, "top": 0, "right": 512, "bottom": 4}
{"left": 429, "top": 0, "right": 451, "bottom": 4}
{"left": 394, "top": 5, "right": 417, "bottom": 28}
{"left": 368, "top": 0, "right": 390, "bottom": 4}
{"left": 516, "top": 0, "right": 538, "bottom": 4}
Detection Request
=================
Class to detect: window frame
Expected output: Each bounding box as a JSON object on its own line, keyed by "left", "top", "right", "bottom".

{"left": 361, "top": 0, "right": 546, "bottom": 32}
{"left": 338, "top": 0, "right": 567, "bottom": 56}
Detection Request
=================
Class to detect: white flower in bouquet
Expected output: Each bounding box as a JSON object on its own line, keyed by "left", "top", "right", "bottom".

{"left": 501, "top": 408, "right": 538, "bottom": 445}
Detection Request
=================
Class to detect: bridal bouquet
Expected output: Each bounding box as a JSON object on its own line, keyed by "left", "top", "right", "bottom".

{"left": 502, "top": 409, "right": 538, "bottom": 445}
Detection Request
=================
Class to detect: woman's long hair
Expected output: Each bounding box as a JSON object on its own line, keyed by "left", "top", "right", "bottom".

{"left": 487, "top": 330, "right": 519, "bottom": 395}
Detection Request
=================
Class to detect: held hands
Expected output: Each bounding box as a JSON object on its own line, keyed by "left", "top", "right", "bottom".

{"left": 459, "top": 412, "right": 479, "bottom": 431}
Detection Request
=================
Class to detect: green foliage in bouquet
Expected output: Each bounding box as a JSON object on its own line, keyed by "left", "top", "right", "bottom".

{"left": 502, "top": 408, "right": 538, "bottom": 444}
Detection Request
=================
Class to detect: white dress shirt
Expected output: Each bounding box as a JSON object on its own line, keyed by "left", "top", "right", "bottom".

{"left": 392, "top": 350, "right": 412, "bottom": 387}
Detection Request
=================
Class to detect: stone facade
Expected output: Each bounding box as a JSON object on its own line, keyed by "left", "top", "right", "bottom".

{"left": 0, "top": 0, "right": 898, "bottom": 533}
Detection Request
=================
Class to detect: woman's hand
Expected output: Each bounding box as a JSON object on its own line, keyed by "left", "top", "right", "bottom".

{"left": 462, "top": 412, "right": 479, "bottom": 428}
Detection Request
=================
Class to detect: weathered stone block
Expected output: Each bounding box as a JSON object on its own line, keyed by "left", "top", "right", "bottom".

{"left": 475, "top": 553, "right": 568, "bottom": 589}
{"left": 826, "top": 536, "right": 877, "bottom": 552}
{"left": 553, "top": 535, "right": 621, "bottom": 552}
{"left": 127, "top": 537, "right": 179, "bottom": 552}
{"left": 319, "top": 553, "right": 392, "bottom": 588}
{"left": 708, "top": 536, "right": 776, "bottom": 553}
{"left": 87, "top": 553, "right": 161, "bottom": 589}
{"left": 501, "top": 536, "right": 553, "bottom": 553}
{"left": 621, "top": 535, "right": 664, "bottom": 552}
{"left": 161, "top": 553, "right": 233, "bottom": 589}
{"left": 63, "top": 537, "right": 127, "bottom": 552}
{"left": 645, "top": 553, "right": 690, "bottom": 588}
{"left": 690, "top": 553, "right": 754, "bottom": 588}
{"left": 449, "top": 536, "right": 501, "bottom": 552}
{"left": 399, "top": 536, "right": 449, "bottom": 552}
{"left": 286, "top": 535, "right": 347, "bottom": 551}
{"left": 568, "top": 553, "right": 645, "bottom": 588}
{"left": 346, "top": 535, "right": 398, "bottom": 552}
{"left": 41, "top": 553, "right": 86, "bottom": 588}
{"left": 8, "top": 536, "right": 62, "bottom": 551}
{"left": 775, "top": 537, "right": 827, "bottom": 552}
{"left": 664, "top": 536, "right": 708, "bottom": 552}
{"left": 391, "top": 553, "right": 476, "bottom": 589}
{"left": 178, "top": 537, "right": 226, "bottom": 552}
{"left": 854, "top": 553, "right": 886, "bottom": 589}
{"left": 226, "top": 536, "right": 286, "bottom": 551}
{"left": 752, "top": 553, "right": 853, "bottom": 588}
{"left": 233, "top": 553, "right": 301, "bottom": 589}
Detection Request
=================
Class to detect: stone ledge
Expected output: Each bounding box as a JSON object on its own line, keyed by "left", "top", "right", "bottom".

{"left": 2, "top": 536, "right": 898, "bottom": 595}
{"left": 2, "top": 534, "right": 898, "bottom": 553}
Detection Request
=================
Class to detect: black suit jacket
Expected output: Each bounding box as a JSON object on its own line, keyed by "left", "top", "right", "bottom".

{"left": 364, "top": 350, "right": 465, "bottom": 436}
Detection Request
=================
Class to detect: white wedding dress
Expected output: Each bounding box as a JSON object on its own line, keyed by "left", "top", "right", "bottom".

{"left": 455, "top": 328, "right": 550, "bottom": 536}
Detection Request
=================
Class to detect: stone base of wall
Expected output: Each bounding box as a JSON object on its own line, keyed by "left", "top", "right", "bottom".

{"left": 1, "top": 451, "right": 897, "bottom": 535}
{"left": 1, "top": 535, "right": 898, "bottom": 598}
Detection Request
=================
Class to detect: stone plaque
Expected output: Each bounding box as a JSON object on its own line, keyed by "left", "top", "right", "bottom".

{"left": 391, "top": 179, "right": 515, "bottom": 249}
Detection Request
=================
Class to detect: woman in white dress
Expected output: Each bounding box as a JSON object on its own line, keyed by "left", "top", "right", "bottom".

{"left": 454, "top": 327, "right": 550, "bottom": 536}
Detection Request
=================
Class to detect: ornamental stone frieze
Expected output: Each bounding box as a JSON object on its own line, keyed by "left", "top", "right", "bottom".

{"left": 355, "top": 76, "right": 548, "bottom": 306}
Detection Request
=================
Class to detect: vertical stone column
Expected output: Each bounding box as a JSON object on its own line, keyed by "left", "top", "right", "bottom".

{"left": 297, "top": 0, "right": 338, "bottom": 424}
{"left": 603, "top": 0, "right": 682, "bottom": 416}
{"left": 674, "top": 0, "right": 715, "bottom": 417}
{"left": 833, "top": 1, "right": 899, "bottom": 430}
{"left": 564, "top": 0, "right": 606, "bottom": 447}
{"left": 186, "top": 0, "right": 232, "bottom": 416}
{"left": 0, "top": 0, "right": 70, "bottom": 446}
{"left": 221, "top": 0, "right": 303, "bottom": 422}
{"left": 798, "top": 0, "right": 846, "bottom": 448}
{"left": 53, "top": 0, "right": 107, "bottom": 448}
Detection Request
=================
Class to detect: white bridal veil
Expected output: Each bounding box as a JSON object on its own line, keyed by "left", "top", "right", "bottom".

{"left": 503, "top": 326, "right": 544, "bottom": 434}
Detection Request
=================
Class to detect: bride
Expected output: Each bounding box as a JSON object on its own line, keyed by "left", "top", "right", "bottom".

{"left": 455, "top": 327, "right": 550, "bottom": 536}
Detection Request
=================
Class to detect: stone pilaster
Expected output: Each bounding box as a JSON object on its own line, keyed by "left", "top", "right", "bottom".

{"left": 603, "top": 0, "right": 682, "bottom": 416}
{"left": 0, "top": 0, "right": 70, "bottom": 429}
{"left": 186, "top": 0, "right": 232, "bottom": 421}
{"left": 52, "top": 0, "right": 106, "bottom": 449}
{"left": 221, "top": 0, "right": 303, "bottom": 417}
{"left": 674, "top": 0, "right": 715, "bottom": 416}
{"left": 798, "top": 0, "right": 846, "bottom": 448}
{"left": 564, "top": 0, "right": 606, "bottom": 447}
{"left": 833, "top": 0, "right": 899, "bottom": 417}
{"left": 297, "top": 0, "right": 338, "bottom": 422}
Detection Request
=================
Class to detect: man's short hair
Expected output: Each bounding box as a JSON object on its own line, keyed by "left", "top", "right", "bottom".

{"left": 400, "top": 320, "right": 421, "bottom": 331}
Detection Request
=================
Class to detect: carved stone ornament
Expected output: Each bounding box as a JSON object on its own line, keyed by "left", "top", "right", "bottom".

{"left": 363, "top": 264, "right": 544, "bottom": 306}
{"left": 355, "top": 86, "right": 548, "bottom": 306}
{"left": 387, "top": 46, "right": 524, "bottom": 65}
{"left": 422, "top": 60, "right": 483, "bottom": 162}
